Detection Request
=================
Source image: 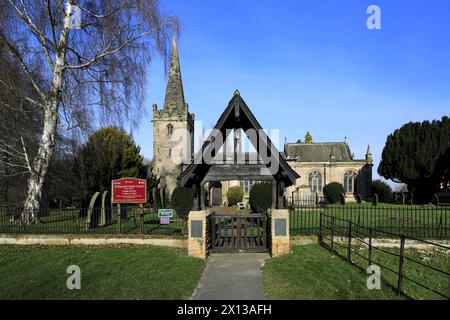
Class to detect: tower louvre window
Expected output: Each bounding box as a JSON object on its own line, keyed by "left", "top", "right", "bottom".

{"left": 167, "top": 123, "right": 174, "bottom": 135}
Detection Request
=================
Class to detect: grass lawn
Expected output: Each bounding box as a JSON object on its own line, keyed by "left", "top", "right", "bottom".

{"left": 327, "top": 239, "right": 449, "bottom": 300}
{"left": 0, "top": 245, "right": 205, "bottom": 300}
{"left": 263, "top": 245, "right": 406, "bottom": 300}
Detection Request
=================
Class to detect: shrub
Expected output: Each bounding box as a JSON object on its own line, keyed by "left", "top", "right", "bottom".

{"left": 171, "top": 186, "right": 193, "bottom": 220}
{"left": 227, "top": 186, "right": 244, "bottom": 206}
{"left": 249, "top": 183, "right": 272, "bottom": 213}
{"left": 371, "top": 180, "right": 393, "bottom": 203}
{"left": 323, "top": 182, "right": 345, "bottom": 204}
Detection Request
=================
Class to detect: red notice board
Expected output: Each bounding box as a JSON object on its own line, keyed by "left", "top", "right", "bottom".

{"left": 111, "top": 178, "right": 147, "bottom": 204}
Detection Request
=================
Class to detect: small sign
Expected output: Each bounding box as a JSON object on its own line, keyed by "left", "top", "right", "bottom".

{"left": 191, "top": 221, "right": 203, "bottom": 238}
{"left": 158, "top": 208, "right": 174, "bottom": 218}
{"left": 160, "top": 217, "right": 170, "bottom": 225}
{"left": 275, "top": 218, "right": 287, "bottom": 236}
{"left": 111, "top": 178, "right": 147, "bottom": 204}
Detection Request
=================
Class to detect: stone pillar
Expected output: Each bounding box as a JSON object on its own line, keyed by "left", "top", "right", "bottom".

{"left": 271, "top": 209, "right": 290, "bottom": 257}
{"left": 188, "top": 210, "right": 210, "bottom": 259}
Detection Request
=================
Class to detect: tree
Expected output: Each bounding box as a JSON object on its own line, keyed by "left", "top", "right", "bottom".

{"left": 171, "top": 186, "right": 193, "bottom": 220}
{"left": 323, "top": 182, "right": 345, "bottom": 204}
{"left": 0, "top": 46, "right": 41, "bottom": 205}
{"left": 249, "top": 183, "right": 272, "bottom": 213}
{"left": 371, "top": 180, "right": 393, "bottom": 203}
{"left": 227, "top": 186, "right": 244, "bottom": 206}
{"left": 1, "top": 45, "right": 82, "bottom": 208}
{"left": 378, "top": 117, "right": 450, "bottom": 203}
{"left": 305, "top": 132, "right": 313, "bottom": 144}
{"left": 77, "top": 127, "right": 147, "bottom": 200}
{"left": 0, "top": 1, "right": 176, "bottom": 223}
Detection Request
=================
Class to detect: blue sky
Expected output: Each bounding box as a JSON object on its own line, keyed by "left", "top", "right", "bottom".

{"left": 133, "top": 0, "right": 450, "bottom": 185}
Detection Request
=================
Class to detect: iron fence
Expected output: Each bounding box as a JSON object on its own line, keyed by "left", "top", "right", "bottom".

{"left": 319, "top": 212, "right": 450, "bottom": 300}
{"left": 0, "top": 206, "right": 188, "bottom": 236}
{"left": 287, "top": 197, "right": 450, "bottom": 239}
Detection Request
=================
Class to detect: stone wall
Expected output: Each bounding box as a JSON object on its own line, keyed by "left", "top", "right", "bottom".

{"left": 286, "top": 160, "right": 372, "bottom": 200}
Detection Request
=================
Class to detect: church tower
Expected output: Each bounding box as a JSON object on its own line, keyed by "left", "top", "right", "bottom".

{"left": 152, "top": 35, "right": 194, "bottom": 202}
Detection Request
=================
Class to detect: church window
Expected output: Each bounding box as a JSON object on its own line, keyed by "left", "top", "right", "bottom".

{"left": 168, "top": 149, "right": 172, "bottom": 157}
{"left": 167, "top": 123, "right": 173, "bottom": 135}
{"left": 344, "top": 171, "right": 357, "bottom": 193}
{"left": 308, "top": 171, "right": 322, "bottom": 192}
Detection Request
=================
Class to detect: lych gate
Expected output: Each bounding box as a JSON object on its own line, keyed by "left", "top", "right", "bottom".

{"left": 178, "top": 90, "right": 299, "bottom": 210}
{"left": 179, "top": 91, "right": 299, "bottom": 254}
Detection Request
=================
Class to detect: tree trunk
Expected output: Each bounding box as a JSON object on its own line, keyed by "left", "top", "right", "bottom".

{"left": 22, "top": 105, "right": 59, "bottom": 224}
{"left": 21, "top": 2, "right": 71, "bottom": 224}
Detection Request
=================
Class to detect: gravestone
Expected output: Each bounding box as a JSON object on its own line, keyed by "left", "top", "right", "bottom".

{"left": 86, "top": 192, "right": 101, "bottom": 229}
{"left": 100, "top": 191, "right": 111, "bottom": 226}
{"left": 372, "top": 193, "right": 378, "bottom": 206}
{"left": 340, "top": 193, "right": 346, "bottom": 205}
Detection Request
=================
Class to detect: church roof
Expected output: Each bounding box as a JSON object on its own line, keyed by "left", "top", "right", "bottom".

{"left": 285, "top": 142, "right": 353, "bottom": 162}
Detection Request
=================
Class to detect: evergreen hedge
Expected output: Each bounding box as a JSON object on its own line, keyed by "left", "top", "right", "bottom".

{"left": 323, "top": 182, "right": 345, "bottom": 204}
{"left": 371, "top": 180, "right": 393, "bottom": 203}
{"left": 249, "top": 183, "right": 272, "bottom": 213}
{"left": 171, "top": 186, "right": 193, "bottom": 220}
{"left": 227, "top": 186, "right": 244, "bottom": 206}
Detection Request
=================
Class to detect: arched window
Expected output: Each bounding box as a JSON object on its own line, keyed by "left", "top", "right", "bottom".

{"left": 308, "top": 171, "right": 322, "bottom": 192}
{"left": 167, "top": 123, "right": 173, "bottom": 135}
{"left": 344, "top": 171, "right": 357, "bottom": 194}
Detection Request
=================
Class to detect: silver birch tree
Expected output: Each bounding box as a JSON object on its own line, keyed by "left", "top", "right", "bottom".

{"left": 0, "top": 0, "right": 176, "bottom": 223}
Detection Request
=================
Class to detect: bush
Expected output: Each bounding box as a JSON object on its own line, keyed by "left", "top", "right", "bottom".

{"left": 171, "top": 186, "right": 193, "bottom": 220}
{"left": 249, "top": 183, "right": 272, "bottom": 213}
{"left": 323, "top": 182, "right": 345, "bottom": 204}
{"left": 227, "top": 186, "right": 244, "bottom": 206}
{"left": 371, "top": 180, "right": 393, "bottom": 203}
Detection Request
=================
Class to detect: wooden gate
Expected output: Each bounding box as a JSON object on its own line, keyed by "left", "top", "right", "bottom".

{"left": 208, "top": 213, "right": 270, "bottom": 253}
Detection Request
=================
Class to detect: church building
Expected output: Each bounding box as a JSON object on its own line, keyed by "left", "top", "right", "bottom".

{"left": 152, "top": 37, "right": 372, "bottom": 205}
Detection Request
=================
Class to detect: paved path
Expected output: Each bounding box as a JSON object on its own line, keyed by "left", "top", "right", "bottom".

{"left": 192, "top": 253, "right": 269, "bottom": 300}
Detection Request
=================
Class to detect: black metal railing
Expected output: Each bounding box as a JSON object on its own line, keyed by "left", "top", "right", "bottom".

{"left": 287, "top": 197, "right": 450, "bottom": 239}
{"left": 319, "top": 212, "right": 450, "bottom": 300}
{"left": 0, "top": 206, "right": 188, "bottom": 236}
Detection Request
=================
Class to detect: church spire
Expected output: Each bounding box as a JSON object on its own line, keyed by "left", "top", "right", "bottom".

{"left": 164, "top": 34, "right": 185, "bottom": 110}
{"left": 366, "top": 145, "right": 373, "bottom": 163}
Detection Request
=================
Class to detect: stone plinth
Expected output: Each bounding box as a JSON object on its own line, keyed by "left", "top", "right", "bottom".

{"left": 188, "top": 210, "right": 210, "bottom": 259}
{"left": 271, "top": 209, "right": 290, "bottom": 256}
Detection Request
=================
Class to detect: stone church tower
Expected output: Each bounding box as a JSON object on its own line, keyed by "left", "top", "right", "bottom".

{"left": 152, "top": 36, "right": 194, "bottom": 202}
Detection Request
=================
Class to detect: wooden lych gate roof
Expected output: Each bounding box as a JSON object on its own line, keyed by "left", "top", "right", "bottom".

{"left": 178, "top": 91, "right": 300, "bottom": 187}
